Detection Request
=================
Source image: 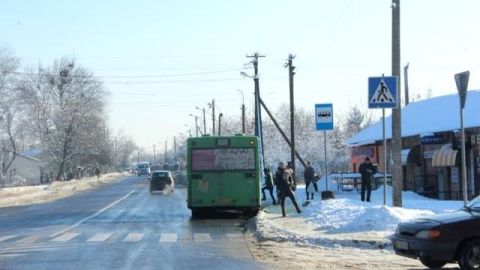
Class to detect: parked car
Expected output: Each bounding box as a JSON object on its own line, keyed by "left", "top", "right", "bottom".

{"left": 391, "top": 195, "right": 480, "bottom": 269}
{"left": 149, "top": 170, "right": 174, "bottom": 192}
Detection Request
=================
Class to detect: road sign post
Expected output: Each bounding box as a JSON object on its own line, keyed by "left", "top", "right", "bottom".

{"left": 455, "top": 71, "right": 470, "bottom": 206}
{"left": 315, "top": 103, "right": 334, "bottom": 200}
{"left": 368, "top": 76, "right": 398, "bottom": 205}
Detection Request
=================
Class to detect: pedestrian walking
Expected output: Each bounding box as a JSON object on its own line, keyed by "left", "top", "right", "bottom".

{"left": 274, "top": 161, "right": 301, "bottom": 217}
{"left": 304, "top": 161, "right": 318, "bottom": 200}
{"left": 359, "top": 157, "right": 377, "bottom": 202}
{"left": 261, "top": 168, "right": 276, "bottom": 205}
{"left": 95, "top": 167, "right": 101, "bottom": 179}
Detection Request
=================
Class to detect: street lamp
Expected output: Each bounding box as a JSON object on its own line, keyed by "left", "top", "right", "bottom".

{"left": 236, "top": 89, "right": 246, "bottom": 134}
{"left": 240, "top": 71, "right": 264, "bottom": 159}
{"left": 188, "top": 114, "right": 201, "bottom": 137}
{"left": 195, "top": 106, "right": 207, "bottom": 135}
{"left": 218, "top": 113, "right": 224, "bottom": 135}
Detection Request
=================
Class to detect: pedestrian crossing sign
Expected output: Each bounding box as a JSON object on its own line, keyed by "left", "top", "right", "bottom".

{"left": 368, "top": 76, "right": 398, "bottom": 109}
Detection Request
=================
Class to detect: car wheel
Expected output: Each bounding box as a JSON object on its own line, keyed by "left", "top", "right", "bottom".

{"left": 419, "top": 257, "right": 448, "bottom": 269}
{"left": 459, "top": 240, "right": 480, "bottom": 270}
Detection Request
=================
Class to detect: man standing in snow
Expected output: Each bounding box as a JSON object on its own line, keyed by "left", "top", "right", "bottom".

{"left": 359, "top": 157, "right": 376, "bottom": 202}
{"left": 275, "top": 161, "right": 301, "bottom": 217}
{"left": 304, "top": 161, "right": 317, "bottom": 200}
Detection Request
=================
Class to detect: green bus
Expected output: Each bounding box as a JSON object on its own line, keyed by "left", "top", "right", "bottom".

{"left": 186, "top": 135, "right": 262, "bottom": 217}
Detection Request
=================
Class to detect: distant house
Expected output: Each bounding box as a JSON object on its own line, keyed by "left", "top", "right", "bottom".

{"left": 348, "top": 90, "right": 480, "bottom": 200}
{"left": 9, "top": 152, "right": 44, "bottom": 185}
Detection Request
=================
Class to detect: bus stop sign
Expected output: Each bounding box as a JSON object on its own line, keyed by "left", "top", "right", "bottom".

{"left": 455, "top": 71, "right": 470, "bottom": 109}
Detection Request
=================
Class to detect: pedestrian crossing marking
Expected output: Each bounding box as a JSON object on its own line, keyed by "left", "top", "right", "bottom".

{"left": 159, "top": 233, "right": 177, "bottom": 242}
{"left": 15, "top": 235, "right": 42, "bottom": 244}
{"left": 50, "top": 232, "right": 80, "bottom": 242}
{"left": 194, "top": 233, "right": 212, "bottom": 242}
{"left": 87, "top": 233, "right": 113, "bottom": 242}
{"left": 370, "top": 78, "right": 396, "bottom": 104}
{"left": 123, "top": 233, "right": 144, "bottom": 242}
{"left": 0, "top": 232, "right": 242, "bottom": 245}
{"left": 226, "top": 233, "right": 243, "bottom": 240}
{"left": 0, "top": 235, "right": 18, "bottom": 242}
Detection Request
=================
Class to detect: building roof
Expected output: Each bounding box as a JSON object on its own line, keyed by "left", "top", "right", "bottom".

{"left": 348, "top": 90, "right": 480, "bottom": 146}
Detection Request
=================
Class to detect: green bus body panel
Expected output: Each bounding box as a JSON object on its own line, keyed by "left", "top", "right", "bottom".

{"left": 187, "top": 135, "right": 261, "bottom": 210}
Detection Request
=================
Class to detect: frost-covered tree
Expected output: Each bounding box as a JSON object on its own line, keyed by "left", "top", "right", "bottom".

{"left": 17, "top": 57, "right": 108, "bottom": 181}
{"left": 0, "top": 48, "right": 22, "bottom": 175}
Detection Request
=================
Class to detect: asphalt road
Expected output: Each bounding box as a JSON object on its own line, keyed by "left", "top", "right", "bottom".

{"left": 0, "top": 175, "right": 267, "bottom": 270}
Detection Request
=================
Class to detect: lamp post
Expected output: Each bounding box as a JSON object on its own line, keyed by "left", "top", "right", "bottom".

{"left": 189, "top": 114, "right": 200, "bottom": 137}
{"left": 236, "top": 89, "right": 246, "bottom": 134}
{"left": 195, "top": 106, "right": 207, "bottom": 135}
{"left": 218, "top": 113, "right": 223, "bottom": 135}
{"left": 241, "top": 70, "right": 264, "bottom": 166}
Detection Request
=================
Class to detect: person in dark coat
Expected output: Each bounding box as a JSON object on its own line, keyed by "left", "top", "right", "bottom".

{"left": 261, "top": 168, "right": 276, "bottom": 204}
{"left": 359, "top": 157, "right": 377, "bottom": 202}
{"left": 304, "top": 160, "right": 317, "bottom": 200}
{"left": 274, "top": 161, "right": 301, "bottom": 217}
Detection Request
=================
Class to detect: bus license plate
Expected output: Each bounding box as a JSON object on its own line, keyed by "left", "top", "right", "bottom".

{"left": 394, "top": 240, "right": 408, "bottom": 250}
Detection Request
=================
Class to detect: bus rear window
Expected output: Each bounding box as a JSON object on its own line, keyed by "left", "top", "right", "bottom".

{"left": 191, "top": 148, "right": 255, "bottom": 171}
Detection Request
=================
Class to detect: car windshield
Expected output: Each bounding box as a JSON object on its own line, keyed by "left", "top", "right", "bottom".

{"left": 466, "top": 196, "right": 480, "bottom": 211}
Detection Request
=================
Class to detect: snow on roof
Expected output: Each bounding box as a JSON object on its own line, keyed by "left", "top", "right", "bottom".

{"left": 348, "top": 90, "right": 480, "bottom": 146}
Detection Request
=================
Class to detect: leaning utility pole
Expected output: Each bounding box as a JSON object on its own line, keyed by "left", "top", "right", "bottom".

{"left": 286, "top": 54, "right": 296, "bottom": 176}
{"left": 392, "top": 0, "right": 403, "bottom": 207}
{"left": 247, "top": 52, "right": 266, "bottom": 166}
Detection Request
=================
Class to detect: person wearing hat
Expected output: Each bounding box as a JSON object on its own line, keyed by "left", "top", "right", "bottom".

{"left": 274, "top": 161, "right": 301, "bottom": 217}
{"left": 359, "top": 156, "right": 377, "bottom": 202}
{"left": 261, "top": 167, "right": 276, "bottom": 205}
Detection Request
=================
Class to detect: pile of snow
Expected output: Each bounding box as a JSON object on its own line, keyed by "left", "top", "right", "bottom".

{"left": 252, "top": 177, "right": 464, "bottom": 248}
{"left": 0, "top": 172, "right": 128, "bottom": 208}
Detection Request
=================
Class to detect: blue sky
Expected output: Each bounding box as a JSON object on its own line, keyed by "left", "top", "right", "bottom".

{"left": 1, "top": 0, "right": 479, "bottom": 151}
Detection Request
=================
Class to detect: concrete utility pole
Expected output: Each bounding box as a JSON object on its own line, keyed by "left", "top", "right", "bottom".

{"left": 392, "top": 0, "right": 403, "bottom": 207}
{"left": 164, "top": 139, "right": 168, "bottom": 164}
{"left": 247, "top": 52, "right": 266, "bottom": 166}
{"left": 286, "top": 54, "right": 296, "bottom": 176}
{"left": 209, "top": 99, "right": 216, "bottom": 135}
{"left": 174, "top": 136, "right": 177, "bottom": 154}
{"left": 153, "top": 144, "right": 156, "bottom": 165}
{"left": 218, "top": 113, "right": 223, "bottom": 135}
{"left": 202, "top": 108, "right": 206, "bottom": 135}
{"left": 404, "top": 63, "right": 410, "bottom": 105}
{"left": 236, "top": 89, "right": 246, "bottom": 134}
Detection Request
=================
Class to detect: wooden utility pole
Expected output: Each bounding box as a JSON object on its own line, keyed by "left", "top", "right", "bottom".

{"left": 392, "top": 0, "right": 403, "bottom": 207}
{"left": 286, "top": 54, "right": 296, "bottom": 176}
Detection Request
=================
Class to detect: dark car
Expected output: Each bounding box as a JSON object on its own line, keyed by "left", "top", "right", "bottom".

{"left": 391, "top": 196, "right": 480, "bottom": 269}
{"left": 149, "top": 170, "right": 174, "bottom": 192}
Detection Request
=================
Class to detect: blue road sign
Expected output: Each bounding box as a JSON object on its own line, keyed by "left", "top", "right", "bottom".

{"left": 368, "top": 76, "right": 398, "bottom": 109}
{"left": 315, "top": 103, "right": 333, "bottom": 130}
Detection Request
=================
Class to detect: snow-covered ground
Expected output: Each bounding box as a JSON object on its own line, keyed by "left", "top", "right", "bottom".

{"left": 252, "top": 177, "right": 464, "bottom": 248}
{"left": 0, "top": 172, "right": 128, "bottom": 208}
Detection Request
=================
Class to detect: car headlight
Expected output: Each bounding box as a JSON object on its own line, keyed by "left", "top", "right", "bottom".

{"left": 415, "top": 230, "right": 441, "bottom": 239}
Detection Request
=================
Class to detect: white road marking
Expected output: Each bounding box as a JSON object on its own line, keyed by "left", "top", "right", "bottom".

{"left": 194, "top": 233, "right": 212, "bottom": 242}
{"left": 15, "top": 235, "right": 42, "bottom": 244}
{"left": 123, "top": 233, "right": 144, "bottom": 242}
{"left": 226, "top": 233, "right": 243, "bottom": 240}
{"left": 159, "top": 233, "right": 177, "bottom": 242}
{"left": 50, "top": 188, "right": 138, "bottom": 238}
{"left": 0, "top": 235, "right": 18, "bottom": 242}
{"left": 50, "top": 232, "right": 80, "bottom": 242}
{"left": 87, "top": 233, "right": 113, "bottom": 242}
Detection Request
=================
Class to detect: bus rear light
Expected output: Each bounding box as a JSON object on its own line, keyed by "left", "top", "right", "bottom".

{"left": 249, "top": 140, "right": 255, "bottom": 145}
